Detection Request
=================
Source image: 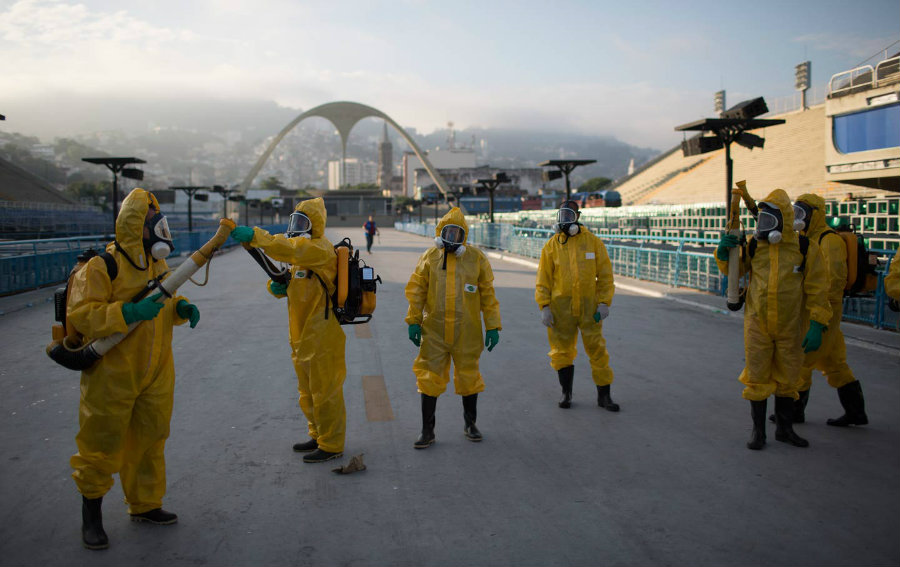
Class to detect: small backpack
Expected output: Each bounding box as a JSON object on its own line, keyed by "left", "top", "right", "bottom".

{"left": 819, "top": 229, "right": 878, "bottom": 296}
{"left": 51, "top": 249, "right": 118, "bottom": 342}
{"left": 314, "top": 238, "right": 381, "bottom": 325}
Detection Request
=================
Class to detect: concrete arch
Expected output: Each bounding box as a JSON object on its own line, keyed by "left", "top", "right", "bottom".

{"left": 239, "top": 101, "right": 450, "bottom": 197}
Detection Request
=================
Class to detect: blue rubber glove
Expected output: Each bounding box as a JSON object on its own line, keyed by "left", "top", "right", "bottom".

{"left": 593, "top": 303, "right": 610, "bottom": 323}
{"left": 802, "top": 320, "right": 826, "bottom": 353}
{"left": 485, "top": 328, "right": 500, "bottom": 352}
{"left": 716, "top": 234, "right": 740, "bottom": 261}
{"left": 268, "top": 280, "right": 288, "bottom": 296}
{"left": 231, "top": 225, "right": 255, "bottom": 243}
{"left": 176, "top": 300, "right": 200, "bottom": 329}
{"left": 121, "top": 293, "right": 164, "bottom": 325}
{"left": 408, "top": 324, "right": 421, "bottom": 347}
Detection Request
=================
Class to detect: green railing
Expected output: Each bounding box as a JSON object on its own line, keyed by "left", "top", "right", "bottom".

{"left": 395, "top": 221, "right": 898, "bottom": 330}
{"left": 0, "top": 224, "right": 287, "bottom": 296}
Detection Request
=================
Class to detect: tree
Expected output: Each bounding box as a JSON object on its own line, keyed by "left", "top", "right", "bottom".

{"left": 579, "top": 177, "right": 612, "bottom": 193}
{"left": 65, "top": 181, "right": 111, "bottom": 211}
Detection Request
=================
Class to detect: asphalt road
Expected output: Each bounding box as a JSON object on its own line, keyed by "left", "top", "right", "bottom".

{"left": 1, "top": 227, "right": 898, "bottom": 567}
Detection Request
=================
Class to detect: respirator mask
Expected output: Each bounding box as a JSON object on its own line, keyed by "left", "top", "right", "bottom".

{"left": 144, "top": 212, "right": 174, "bottom": 260}
{"left": 755, "top": 202, "right": 783, "bottom": 244}
{"left": 286, "top": 212, "right": 312, "bottom": 239}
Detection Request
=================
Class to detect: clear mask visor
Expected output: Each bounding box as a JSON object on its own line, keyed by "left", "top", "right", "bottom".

{"left": 557, "top": 208, "right": 578, "bottom": 225}
{"left": 286, "top": 212, "right": 312, "bottom": 236}
{"left": 149, "top": 213, "right": 172, "bottom": 241}
{"left": 440, "top": 224, "right": 466, "bottom": 246}
{"left": 757, "top": 209, "right": 781, "bottom": 233}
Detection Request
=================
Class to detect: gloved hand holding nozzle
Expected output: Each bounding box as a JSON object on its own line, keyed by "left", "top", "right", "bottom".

{"left": 121, "top": 293, "right": 164, "bottom": 324}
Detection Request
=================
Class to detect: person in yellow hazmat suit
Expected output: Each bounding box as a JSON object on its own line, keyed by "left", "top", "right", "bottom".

{"left": 789, "top": 194, "right": 868, "bottom": 426}
{"left": 405, "top": 207, "right": 501, "bottom": 449}
{"left": 535, "top": 200, "right": 619, "bottom": 411}
{"left": 716, "top": 189, "right": 831, "bottom": 450}
{"left": 230, "top": 198, "right": 347, "bottom": 464}
{"left": 884, "top": 255, "right": 900, "bottom": 303}
{"left": 68, "top": 189, "right": 200, "bottom": 550}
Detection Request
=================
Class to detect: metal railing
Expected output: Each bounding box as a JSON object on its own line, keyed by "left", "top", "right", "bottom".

{"left": 395, "top": 221, "right": 898, "bottom": 330}
{"left": 0, "top": 224, "right": 287, "bottom": 296}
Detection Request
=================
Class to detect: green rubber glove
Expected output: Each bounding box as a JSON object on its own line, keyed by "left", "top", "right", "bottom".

{"left": 268, "top": 280, "right": 288, "bottom": 296}
{"left": 231, "top": 225, "right": 255, "bottom": 243}
{"left": 408, "top": 324, "right": 422, "bottom": 347}
{"left": 716, "top": 234, "right": 740, "bottom": 261}
{"left": 485, "top": 328, "right": 500, "bottom": 352}
{"left": 121, "top": 293, "right": 164, "bottom": 325}
{"left": 802, "top": 320, "right": 826, "bottom": 353}
{"left": 176, "top": 300, "right": 201, "bottom": 329}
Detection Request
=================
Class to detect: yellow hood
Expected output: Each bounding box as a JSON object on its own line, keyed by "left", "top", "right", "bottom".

{"left": 116, "top": 188, "right": 160, "bottom": 265}
{"left": 759, "top": 188, "right": 797, "bottom": 242}
{"left": 435, "top": 207, "right": 469, "bottom": 244}
{"left": 796, "top": 193, "right": 827, "bottom": 234}
{"left": 295, "top": 197, "right": 326, "bottom": 238}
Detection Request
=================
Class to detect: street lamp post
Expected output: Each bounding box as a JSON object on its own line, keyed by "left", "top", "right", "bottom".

{"left": 169, "top": 186, "right": 209, "bottom": 232}
{"left": 674, "top": 97, "right": 785, "bottom": 219}
{"left": 538, "top": 160, "right": 597, "bottom": 203}
{"left": 82, "top": 157, "right": 146, "bottom": 232}
{"left": 474, "top": 172, "right": 511, "bottom": 223}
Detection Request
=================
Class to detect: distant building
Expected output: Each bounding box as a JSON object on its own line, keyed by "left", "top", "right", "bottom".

{"left": 402, "top": 148, "right": 477, "bottom": 198}
{"left": 413, "top": 164, "right": 544, "bottom": 201}
{"left": 327, "top": 158, "right": 379, "bottom": 190}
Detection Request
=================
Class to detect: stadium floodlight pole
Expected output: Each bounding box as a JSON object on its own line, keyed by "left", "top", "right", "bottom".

{"left": 674, "top": 97, "right": 784, "bottom": 219}
{"left": 538, "top": 159, "right": 597, "bottom": 203}
{"left": 169, "top": 186, "right": 210, "bottom": 232}
{"left": 475, "top": 172, "right": 511, "bottom": 223}
{"left": 82, "top": 157, "right": 146, "bottom": 233}
{"left": 675, "top": 97, "right": 785, "bottom": 311}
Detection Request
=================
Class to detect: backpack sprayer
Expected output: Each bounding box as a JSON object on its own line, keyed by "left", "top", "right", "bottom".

{"left": 46, "top": 218, "right": 236, "bottom": 371}
{"left": 242, "top": 237, "right": 380, "bottom": 325}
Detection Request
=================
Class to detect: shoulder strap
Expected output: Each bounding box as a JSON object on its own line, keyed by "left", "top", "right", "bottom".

{"left": 312, "top": 271, "right": 330, "bottom": 319}
{"left": 100, "top": 251, "right": 118, "bottom": 281}
{"left": 818, "top": 229, "right": 838, "bottom": 246}
{"left": 748, "top": 237, "right": 757, "bottom": 259}
{"left": 799, "top": 235, "right": 809, "bottom": 273}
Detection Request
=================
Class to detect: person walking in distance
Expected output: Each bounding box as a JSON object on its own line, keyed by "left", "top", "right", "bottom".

{"left": 363, "top": 215, "right": 379, "bottom": 254}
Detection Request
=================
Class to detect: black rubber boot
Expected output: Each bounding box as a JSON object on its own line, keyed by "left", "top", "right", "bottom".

{"left": 596, "top": 384, "right": 620, "bottom": 412}
{"left": 292, "top": 438, "right": 318, "bottom": 453}
{"left": 462, "top": 394, "right": 482, "bottom": 442}
{"left": 557, "top": 366, "right": 574, "bottom": 408}
{"left": 827, "top": 380, "right": 868, "bottom": 427}
{"left": 81, "top": 496, "right": 108, "bottom": 550}
{"left": 303, "top": 449, "right": 343, "bottom": 463}
{"left": 769, "top": 388, "right": 810, "bottom": 424}
{"left": 747, "top": 399, "right": 767, "bottom": 450}
{"left": 774, "top": 396, "right": 809, "bottom": 447}
{"left": 130, "top": 508, "right": 178, "bottom": 525}
{"left": 414, "top": 394, "right": 437, "bottom": 449}
{"left": 794, "top": 389, "right": 810, "bottom": 423}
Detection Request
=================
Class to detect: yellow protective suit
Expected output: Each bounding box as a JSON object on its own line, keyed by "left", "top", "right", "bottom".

{"left": 796, "top": 193, "right": 855, "bottom": 390}
{"left": 247, "top": 198, "right": 347, "bottom": 453}
{"left": 535, "top": 224, "right": 615, "bottom": 385}
{"left": 715, "top": 189, "right": 832, "bottom": 401}
{"left": 405, "top": 208, "right": 502, "bottom": 397}
{"left": 885, "top": 255, "right": 900, "bottom": 301}
{"left": 69, "top": 189, "right": 190, "bottom": 514}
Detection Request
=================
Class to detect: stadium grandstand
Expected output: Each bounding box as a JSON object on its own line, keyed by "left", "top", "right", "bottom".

{"left": 1, "top": 155, "right": 110, "bottom": 239}
{"left": 490, "top": 52, "right": 900, "bottom": 252}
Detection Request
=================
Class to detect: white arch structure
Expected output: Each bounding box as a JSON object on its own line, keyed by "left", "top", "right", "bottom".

{"left": 239, "top": 101, "right": 450, "bottom": 197}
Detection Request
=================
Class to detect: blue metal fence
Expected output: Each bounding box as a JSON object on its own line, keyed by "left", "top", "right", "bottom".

{"left": 396, "top": 221, "right": 898, "bottom": 330}
{"left": 0, "top": 224, "right": 287, "bottom": 296}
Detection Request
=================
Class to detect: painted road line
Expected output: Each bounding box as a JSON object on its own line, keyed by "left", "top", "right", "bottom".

{"left": 361, "top": 375, "right": 395, "bottom": 421}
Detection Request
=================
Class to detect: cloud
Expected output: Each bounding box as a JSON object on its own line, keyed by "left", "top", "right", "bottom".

{"left": 793, "top": 33, "right": 898, "bottom": 62}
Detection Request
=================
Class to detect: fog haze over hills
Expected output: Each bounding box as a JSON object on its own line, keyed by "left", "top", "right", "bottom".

{"left": 3, "top": 95, "right": 660, "bottom": 187}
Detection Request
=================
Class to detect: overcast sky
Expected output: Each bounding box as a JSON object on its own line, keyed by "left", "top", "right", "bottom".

{"left": 1, "top": 0, "right": 898, "bottom": 149}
